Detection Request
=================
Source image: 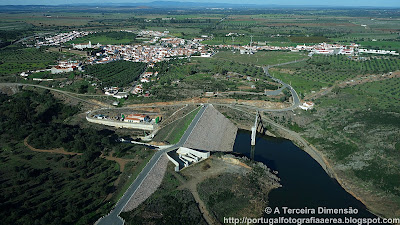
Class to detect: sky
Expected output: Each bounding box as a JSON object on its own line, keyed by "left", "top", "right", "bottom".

{"left": 0, "top": 0, "right": 399, "bottom": 7}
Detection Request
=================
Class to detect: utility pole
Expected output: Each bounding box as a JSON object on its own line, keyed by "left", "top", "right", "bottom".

{"left": 250, "top": 35, "right": 253, "bottom": 47}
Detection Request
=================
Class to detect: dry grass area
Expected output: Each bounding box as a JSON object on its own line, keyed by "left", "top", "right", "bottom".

{"left": 180, "top": 155, "right": 281, "bottom": 224}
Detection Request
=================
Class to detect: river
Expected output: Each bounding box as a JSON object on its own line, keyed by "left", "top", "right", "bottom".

{"left": 233, "top": 130, "right": 386, "bottom": 224}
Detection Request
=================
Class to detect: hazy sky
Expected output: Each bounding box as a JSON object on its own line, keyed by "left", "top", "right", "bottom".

{"left": 0, "top": 0, "right": 399, "bottom": 7}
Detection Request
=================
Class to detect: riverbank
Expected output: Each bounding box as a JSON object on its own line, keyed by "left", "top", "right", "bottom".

{"left": 215, "top": 105, "right": 396, "bottom": 220}
{"left": 258, "top": 116, "right": 399, "bottom": 220}
{"left": 120, "top": 154, "right": 281, "bottom": 224}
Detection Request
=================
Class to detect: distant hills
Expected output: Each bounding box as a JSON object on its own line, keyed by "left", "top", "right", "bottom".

{"left": 0, "top": 0, "right": 397, "bottom": 9}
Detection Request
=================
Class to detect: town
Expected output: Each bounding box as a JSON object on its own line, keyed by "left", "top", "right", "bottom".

{"left": 1, "top": 3, "right": 400, "bottom": 225}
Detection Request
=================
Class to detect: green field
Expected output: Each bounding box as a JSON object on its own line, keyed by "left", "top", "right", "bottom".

{"left": 214, "top": 50, "right": 307, "bottom": 66}
{"left": 141, "top": 57, "right": 278, "bottom": 102}
{"left": 146, "top": 26, "right": 202, "bottom": 38}
{"left": 359, "top": 41, "right": 400, "bottom": 51}
{"left": 355, "top": 77, "right": 400, "bottom": 101}
{"left": 68, "top": 31, "right": 138, "bottom": 45}
{"left": 272, "top": 55, "right": 400, "bottom": 95}
{"left": 312, "top": 83, "right": 400, "bottom": 194}
{"left": 2, "top": 6, "right": 400, "bottom": 222}
{"left": 0, "top": 47, "right": 60, "bottom": 75}
{"left": 269, "top": 69, "right": 326, "bottom": 95}
{"left": 84, "top": 60, "right": 147, "bottom": 87}
{"left": 332, "top": 33, "right": 400, "bottom": 43}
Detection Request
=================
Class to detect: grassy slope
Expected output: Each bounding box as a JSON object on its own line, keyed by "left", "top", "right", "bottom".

{"left": 153, "top": 107, "right": 200, "bottom": 144}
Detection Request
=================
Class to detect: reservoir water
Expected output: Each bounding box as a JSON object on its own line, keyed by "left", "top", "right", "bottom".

{"left": 233, "top": 130, "right": 385, "bottom": 224}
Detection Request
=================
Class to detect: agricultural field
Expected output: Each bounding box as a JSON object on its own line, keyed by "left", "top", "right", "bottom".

{"left": 214, "top": 50, "right": 307, "bottom": 66}
{"left": 270, "top": 55, "right": 400, "bottom": 95}
{"left": 0, "top": 47, "right": 61, "bottom": 75}
{"left": 359, "top": 41, "right": 400, "bottom": 52}
{"left": 269, "top": 69, "right": 326, "bottom": 96}
{"left": 146, "top": 27, "right": 203, "bottom": 39}
{"left": 331, "top": 33, "right": 400, "bottom": 43}
{"left": 84, "top": 60, "right": 147, "bottom": 88}
{"left": 203, "top": 36, "right": 252, "bottom": 45}
{"left": 354, "top": 77, "right": 400, "bottom": 101}
{"left": 1, "top": 5, "right": 400, "bottom": 224}
{"left": 130, "top": 57, "right": 281, "bottom": 103}
{"left": 68, "top": 31, "right": 139, "bottom": 45}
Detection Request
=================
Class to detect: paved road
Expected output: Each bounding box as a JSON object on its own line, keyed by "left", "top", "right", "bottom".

{"left": 2, "top": 59, "right": 305, "bottom": 225}
{"left": 257, "top": 65, "right": 301, "bottom": 111}
{"left": 95, "top": 104, "right": 208, "bottom": 225}
{"left": 211, "top": 59, "right": 304, "bottom": 113}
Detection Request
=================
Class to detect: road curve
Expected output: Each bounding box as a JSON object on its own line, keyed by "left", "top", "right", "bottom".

{"left": 1, "top": 59, "right": 305, "bottom": 225}
{"left": 95, "top": 104, "right": 208, "bottom": 225}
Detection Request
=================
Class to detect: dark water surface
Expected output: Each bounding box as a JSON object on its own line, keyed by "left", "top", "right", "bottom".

{"left": 233, "top": 130, "right": 385, "bottom": 224}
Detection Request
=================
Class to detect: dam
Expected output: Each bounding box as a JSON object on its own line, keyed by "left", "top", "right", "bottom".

{"left": 182, "top": 104, "right": 238, "bottom": 152}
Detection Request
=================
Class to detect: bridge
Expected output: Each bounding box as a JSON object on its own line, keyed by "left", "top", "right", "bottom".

{"left": 251, "top": 111, "right": 265, "bottom": 146}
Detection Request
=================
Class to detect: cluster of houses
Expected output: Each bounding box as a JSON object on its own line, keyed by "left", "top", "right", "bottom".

{"left": 19, "top": 60, "right": 82, "bottom": 79}
{"left": 19, "top": 69, "right": 51, "bottom": 79}
{"left": 215, "top": 42, "right": 398, "bottom": 57}
{"left": 72, "top": 41, "right": 102, "bottom": 50}
{"left": 137, "top": 30, "right": 168, "bottom": 38}
{"left": 358, "top": 49, "right": 399, "bottom": 56}
{"left": 140, "top": 71, "right": 159, "bottom": 83}
{"left": 297, "top": 43, "right": 398, "bottom": 56}
{"left": 103, "top": 87, "right": 129, "bottom": 99}
{"left": 51, "top": 61, "right": 82, "bottom": 74}
{"left": 294, "top": 43, "right": 358, "bottom": 55}
{"left": 35, "top": 31, "right": 92, "bottom": 47}
{"left": 87, "top": 40, "right": 208, "bottom": 64}
{"left": 77, "top": 30, "right": 213, "bottom": 64}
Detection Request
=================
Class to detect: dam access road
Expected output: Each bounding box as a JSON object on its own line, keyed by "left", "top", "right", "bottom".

{"left": 95, "top": 104, "right": 208, "bottom": 225}
{"left": 0, "top": 59, "right": 305, "bottom": 225}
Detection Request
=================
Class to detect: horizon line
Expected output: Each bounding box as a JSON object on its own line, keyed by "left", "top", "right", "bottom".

{"left": 0, "top": 1, "right": 399, "bottom": 8}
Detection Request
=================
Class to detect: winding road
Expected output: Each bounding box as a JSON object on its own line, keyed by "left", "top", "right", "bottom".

{"left": 0, "top": 59, "right": 305, "bottom": 225}
{"left": 94, "top": 59, "right": 304, "bottom": 224}
{"left": 0, "top": 58, "right": 305, "bottom": 112}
